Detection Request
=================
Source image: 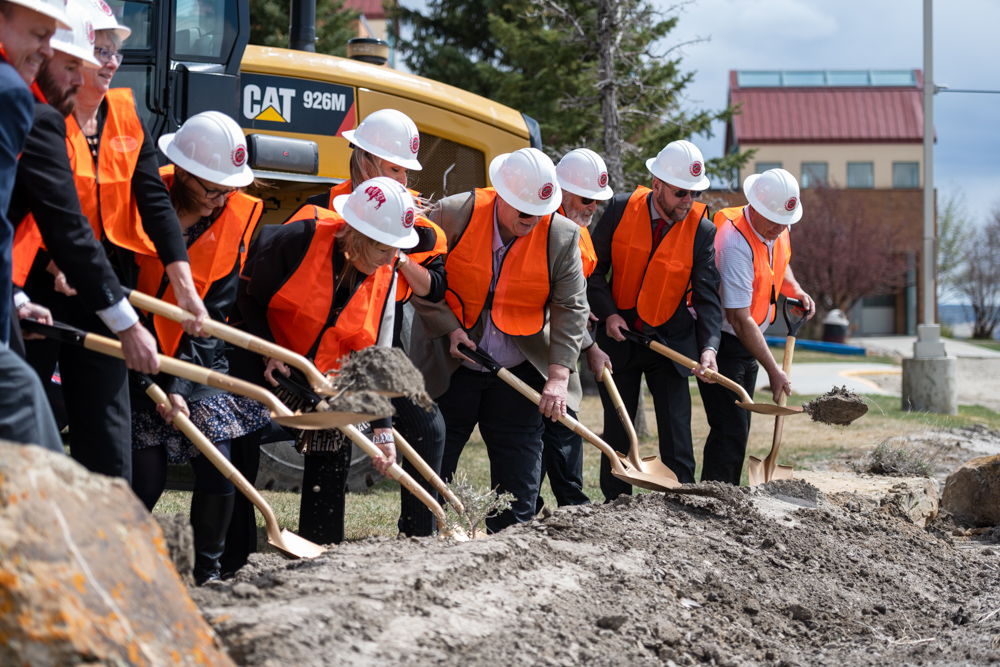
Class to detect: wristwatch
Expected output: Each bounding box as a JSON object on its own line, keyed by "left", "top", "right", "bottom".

{"left": 371, "top": 432, "right": 395, "bottom": 445}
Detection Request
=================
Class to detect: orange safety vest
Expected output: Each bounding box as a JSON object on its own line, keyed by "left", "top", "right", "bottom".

{"left": 267, "top": 205, "right": 394, "bottom": 373}
{"left": 713, "top": 207, "right": 791, "bottom": 326}
{"left": 395, "top": 216, "right": 447, "bottom": 303}
{"left": 10, "top": 83, "right": 51, "bottom": 286}
{"left": 324, "top": 179, "right": 353, "bottom": 208}
{"left": 557, "top": 204, "right": 598, "bottom": 279}
{"left": 610, "top": 187, "right": 706, "bottom": 327}
{"left": 444, "top": 189, "right": 552, "bottom": 336}
{"left": 134, "top": 165, "right": 262, "bottom": 356}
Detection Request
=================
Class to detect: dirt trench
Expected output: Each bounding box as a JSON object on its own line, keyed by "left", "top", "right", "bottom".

{"left": 191, "top": 483, "right": 1000, "bottom": 666}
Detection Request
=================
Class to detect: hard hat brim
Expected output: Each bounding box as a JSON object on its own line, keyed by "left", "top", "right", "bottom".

{"left": 9, "top": 0, "right": 71, "bottom": 29}
{"left": 488, "top": 153, "right": 562, "bottom": 217}
{"left": 341, "top": 129, "right": 423, "bottom": 171}
{"left": 645, "top": 157, "right": 711, "bottom": 191}
{"left": 556, "top": 177, "right": 613, "bottom": 201}
{"left": 743, "top": 173, "right": 803, "bottom": 225}
{"left": 51, "top": 39, "right": 102, "bottom": 68}
{"left": 332, "top": 194, "right": 420, "bottom": 249}
{"left": 158, "top": 133, "right": 255, "bottom": 188}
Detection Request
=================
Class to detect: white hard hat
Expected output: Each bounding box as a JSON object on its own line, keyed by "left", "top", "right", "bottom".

{"left": 645, "top": 139, "right": 711, "bottom": 191}
{"left": 158, "top": 111, "right": 254, "bottom": 187}
{"left": 6, "top": 0, "right": 71, "bottom": 30}
{"left": 50, "top": 0, "right": 101, "bottom": 68}
{"left": 488, "top": 147, "right": 562, "bottom": 216}
{"left": 556, "top": 148, "right": 613, "bottom": 201}
{"left": 743, "top": 168, "right": 803, "bottom": 225}
{"left": 341, "top": 108, "right": 422, "bottom": 171}
{"left": 333, "top": 176, "right": 420, "bottom": 249}
{"left": 81, "top": 0, "right": 130, "bottom": 40}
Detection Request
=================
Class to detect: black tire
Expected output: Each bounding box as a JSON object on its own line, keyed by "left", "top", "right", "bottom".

{"left": 255, "top": 441, "right": 376, "bottom": 494}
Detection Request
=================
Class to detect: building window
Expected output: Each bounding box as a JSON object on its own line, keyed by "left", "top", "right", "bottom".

{"left": 847, "top": 162, "right": 874, "bottom": 188}
{"left": 801, "top": 162, "right": 828, "bottom": 188}
{"left": 756, "top": 162, "right": 782, "bottom": 173}
{"left": 893, "top": 162, "right": 919, "bottom": 188}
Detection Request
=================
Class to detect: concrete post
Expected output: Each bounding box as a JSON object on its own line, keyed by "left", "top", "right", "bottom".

{"left": 902, "top": 325, "right": 957, "bottom": 415}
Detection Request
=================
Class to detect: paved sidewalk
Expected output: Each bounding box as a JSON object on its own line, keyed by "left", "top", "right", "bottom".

{"left": 849, "top": 336, "right": 1000, "bottom": 359}
{"left": 753, "top": 362, "right": 899, "bottom": 397}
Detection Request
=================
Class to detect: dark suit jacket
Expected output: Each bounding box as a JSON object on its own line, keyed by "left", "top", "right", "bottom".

{"left": 587, "top": 188, "right": 723, "bottom": 376}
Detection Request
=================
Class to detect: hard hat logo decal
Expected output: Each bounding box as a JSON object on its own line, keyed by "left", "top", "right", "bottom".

{"left": 403, "top": 209, "right": 415, "bottom": 228}
{"left": 232, "top": 145, "right": 247, "bottom": 168}
{"left": 87, "top": 21, "right": 94, "bottom": 45}
{"left": 410, "top": 135, "right": 419, "bottom": 155}
{"left": 690, "top": 161, "right": 703, "bottom": 177}
{"left": 539, "top": 183, "right": 554, "bottom": 200}
{"left": 785, "top": 196, "right": 797, "bottom": 212}
{"left": 366, "top": 185, "right": 386, "bottom": 209}
{"left": 598, "top": 172, "right": 608, "bottom": 188}
{"left": 97, "top": 0, "right": 112, "bottom": 15}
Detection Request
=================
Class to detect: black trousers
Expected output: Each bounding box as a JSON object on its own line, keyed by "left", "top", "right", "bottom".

{"left": 24, "top": 269, "right": 131, "bottom": 481}
{"left": 437, "top": 362, "right": 545, "bottom": 533}
{"left": 697, "top": 332, "right": 758, "bottom": 485}
{"left": 598, "top": 340, "right": 695, "bottom": 501}
{"left": 393, "top": 395, "right": 446, "bottom": 536}
{"left": 539, "top": 410, "right": 590, "bottom": 507}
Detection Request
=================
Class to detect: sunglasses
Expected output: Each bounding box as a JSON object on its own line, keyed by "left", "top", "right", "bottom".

{"left": 190, "top": 174, "right": 237, "bottom": 201}
{"left": 580, "top": 197, "right": 596, "bottom": 206}
{"left": 517, "top": 211, "right": 540, "bottom": 219}
{"left": 93, "top": 47, "right": 123, "bottom": 66}
{"left": 671, "top": 188, "right": 702, "bottom": 200}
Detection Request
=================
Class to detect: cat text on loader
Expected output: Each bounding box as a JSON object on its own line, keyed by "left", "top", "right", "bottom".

{"left": 112, "top": 0, "right": 540, "bottom": 225}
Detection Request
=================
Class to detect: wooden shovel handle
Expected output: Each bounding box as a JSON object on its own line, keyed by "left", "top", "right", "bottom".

{"left": 392, "top": 428, "right": 465, "bottom": 514}
{"left": 765, "top": 335, "right": 797, "bottom": 480}
{"left": 601, "top": 368, "right": 643, "bottom": 469}
{"left": 128, "top": 289, "right": 332, "bottom": 391}
{"left": 646, "top": 339, "right": 753, "bottom": 404}
{"left": 83, "top": 332, "right": 292, "bottom": 417}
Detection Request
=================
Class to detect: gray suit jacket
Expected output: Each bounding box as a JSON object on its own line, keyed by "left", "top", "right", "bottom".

{"left": 408, "top": 190, "right": 589, "bottom": 410}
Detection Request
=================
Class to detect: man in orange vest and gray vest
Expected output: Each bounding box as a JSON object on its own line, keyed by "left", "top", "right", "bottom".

{"left": 699, "top": 168, "right": 815, "bottom": 484}
{"left": 408, "top": 147, "right": 589, "bottom": 532}
{"left": 588, "top": 139, "right": 723, "bottom": 496}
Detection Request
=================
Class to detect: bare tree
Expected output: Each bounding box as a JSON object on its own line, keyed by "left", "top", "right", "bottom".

{"left": 956, "top": 209, "right": 1000, "bottom": 339}
{"left": 936, "top": 190, "right": 972, "bottom": 296}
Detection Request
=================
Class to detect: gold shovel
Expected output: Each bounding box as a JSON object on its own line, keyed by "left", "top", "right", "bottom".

{"left": 601, "top": 367, "right": 680, "bottom": 483}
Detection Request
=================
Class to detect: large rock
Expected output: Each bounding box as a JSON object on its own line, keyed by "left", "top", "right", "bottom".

{"left": 0, "top": 442, "right": 234, "bottom": 666}
{"left": 942, "top": 454, "right": 1000, "bottom": 526}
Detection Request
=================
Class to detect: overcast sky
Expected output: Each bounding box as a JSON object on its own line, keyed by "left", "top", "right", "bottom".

{"left": 397, "top": 0, "right": 1000, "bottom": 223}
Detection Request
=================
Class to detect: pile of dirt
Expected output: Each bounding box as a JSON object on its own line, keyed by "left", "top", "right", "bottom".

{"left": 191, "top": 487, "right": 1000, "bottom": 666}
{"left": 322, "top": 389, "right": 394, "bottom": 418}
{"left": 336, "top": 348, "right": 433, "bottom": 408}
{"left": 803, "top": 386, "right": 869, "bottom": 426}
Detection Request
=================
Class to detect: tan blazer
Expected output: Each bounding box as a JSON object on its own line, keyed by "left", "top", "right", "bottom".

{"left": 408, "top": 190, "right": 590, "bottom": 410}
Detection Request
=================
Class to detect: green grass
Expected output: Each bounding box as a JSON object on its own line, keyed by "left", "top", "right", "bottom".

{"left": 966, "top": 339, "right": 1000, "bottom": 352}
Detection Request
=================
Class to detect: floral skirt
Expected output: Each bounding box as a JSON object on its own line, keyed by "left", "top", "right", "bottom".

{"left": 132, "top": 394, "right": 271, "bottom": 464}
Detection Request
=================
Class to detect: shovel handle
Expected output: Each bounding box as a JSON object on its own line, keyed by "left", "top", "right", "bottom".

{"left": 392, "top": 428, "right": 466, "bottom": 514}
{"left": 127, "top": 289, "right": 333, "bottom": 391}
{"left": 602, "top": 367, "right": 643, "bottom": 469}
{"left": 643, "top": 338, "right": 753, "bottom": 404}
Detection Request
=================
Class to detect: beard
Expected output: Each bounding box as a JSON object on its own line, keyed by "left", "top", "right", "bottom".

{"left": 36, "top": 65, "right": 77, "bottom": 117}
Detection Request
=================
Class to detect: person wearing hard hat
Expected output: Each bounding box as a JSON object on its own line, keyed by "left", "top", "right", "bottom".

{"left": 408, "top": 147, "right": 589, "bottom": 532}
{"left": 528, "top": 147, "right": 616, "bottom": 508}
{"left": 700, "top": 169, "right": 815, "bottom": 485}
{"left": 123, "top": 111, "right": 271, "bottom": 584}
{"left": 307, "top": 108, "right": 449, "bottom": 538}
{"left": 11, "top": 0, "right": 208, "bottom": 483}
{"left": 0, "top": 0, "right": 67, "bottom": 452}
{"left": 587, "top": 139, "right": 723, "bottom": 496}
{"left": 236, "top": 177, "right": 418, "bottom": 545}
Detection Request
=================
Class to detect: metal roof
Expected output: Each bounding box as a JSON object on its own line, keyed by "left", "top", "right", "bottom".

{"left": 344, "top": 0, "right": 390, "bottom": 19}
{"left": 728, "top": 70, "right": 925, "bottom": 145}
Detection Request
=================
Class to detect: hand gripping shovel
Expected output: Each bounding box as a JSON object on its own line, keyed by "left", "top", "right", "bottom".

{"left": 600, "top": 367, "right": 680, "bottom": 483}
{"left": 747, "top": 299, "right": 808, "bottom": 486}
{"left": 269, "top": 372, "right": 467, "bottom": 537}
{"left": 618, "top": 328, "right": 805, "bottom": 418}
{"left": 19, "top": 319, "right": 387, "bottom": 432}
{"left": 134, "top": 373, "right": 325, "bottom": 559}
{"left": 456, "top": 344, "right": 722, "bottom": 497}
{"left": 126, "top": 290, "right": 403, "bottom": 398}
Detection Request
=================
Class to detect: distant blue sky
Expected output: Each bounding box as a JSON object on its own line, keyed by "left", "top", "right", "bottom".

{"left": 397, "top": 0, "right": 1000, "bottom": 224}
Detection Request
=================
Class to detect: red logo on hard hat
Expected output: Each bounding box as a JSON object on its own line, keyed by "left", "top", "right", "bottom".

{"left": 232, "top": 145, "right": 246, "bottom": 167}
{"left": 598, "top": 172, "right": 608, "bottom": 188}
{"left": 784, "top": 196, "right": 797, "bottom": 212}
{"left": 539, "top": 183, "right": 554, "bottom": 200}
{"left": 97, "top": 0, "right": 113, "bottom": 15}
{"left": 86, "top": 21, "right": 94, "bottom": 45}
{"left": 403, "top": 209, "right": 414, "bottom": 228}
{"left": 410, "top": 135, "right": 419, "bottom": 155}
{"left": 690, "top": 161, "right": 703, "bottom": 177}
{"left": 366, "top": 185, "right": 386, "bottom": 209}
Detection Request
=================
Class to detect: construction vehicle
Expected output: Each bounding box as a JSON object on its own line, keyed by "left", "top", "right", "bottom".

{"left": 112, "top": 0, "right": 540, "bottom": 223}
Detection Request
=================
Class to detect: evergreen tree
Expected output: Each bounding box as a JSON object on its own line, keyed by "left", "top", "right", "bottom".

{"left": 249, "top": 0, "right": 359, "bottom": 57}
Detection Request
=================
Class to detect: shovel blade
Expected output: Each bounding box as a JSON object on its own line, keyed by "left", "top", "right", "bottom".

{"left": 737, "top": 402, "right": 804, "bottom": 417}
{"left": 747, "top": 455, "right": 765, "bottom": 487}
{"left": 771, "top": 465, "right": 794, "bottom": 481}
{"left": 268, "top": 529, "right": 327, "bottom": 559}
{"left": 612, "top": 468, "right": 682, "bottom": 493}
{"left": 635, "top": 455, "right": 680, "bottom": 482}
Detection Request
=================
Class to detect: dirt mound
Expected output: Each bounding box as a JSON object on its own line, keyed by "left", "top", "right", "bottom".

{"left": 191, "top": 489, "right": 1000, "bottom": 666}
{"left": 803, "top": 386, "right": 869, "bottom": 426}
{"left": 336, "top": 348, "right": 432, "bottom": 408}
{"left": 322, "top": 389, "right": 394, "bottom": 417}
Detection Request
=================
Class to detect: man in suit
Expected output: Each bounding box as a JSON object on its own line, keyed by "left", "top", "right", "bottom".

{"left": 408, "top": 147, "right": 589, "bottom": 532}
{"left": 587, "top": 139, "right": 723, "bottom": 495}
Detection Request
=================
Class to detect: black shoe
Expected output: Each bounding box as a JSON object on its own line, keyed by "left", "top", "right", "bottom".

{"left": 190, "top": 491, "right": 235, "bottom": 586}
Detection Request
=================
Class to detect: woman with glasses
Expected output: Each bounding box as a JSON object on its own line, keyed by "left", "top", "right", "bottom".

{"left": 128, "top": 111, "right": 271, "bottom": 585}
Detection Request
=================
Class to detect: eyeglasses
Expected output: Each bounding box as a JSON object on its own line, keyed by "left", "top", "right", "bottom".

{"left": 517, "top": 211, "right": 539, "bottom": 219}
{"left": 93, "top": 47, "right": 123, "bottom": 66}
{"left": 190, "top": 174, "right": 237, "bottom": 201}
{"left": 671, "top": 188, "right": 702, "bottom": 200}
{"left": 580, "top": 197, "right": 596, "bottom": 206}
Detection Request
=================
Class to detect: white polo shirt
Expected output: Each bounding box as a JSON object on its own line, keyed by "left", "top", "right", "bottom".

{"left": 715, "top": 206, "right": 777, "bottom": 336}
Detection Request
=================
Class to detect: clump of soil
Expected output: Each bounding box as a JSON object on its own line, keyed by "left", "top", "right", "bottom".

{"left": 322, "top": 390, "right": 394, "bottom": 418}
{"left": 804, "top": 385, "right": 869, "bottom": 426}
{"left": 758, "top": 478, "right": 821, "bottom": 505}
{"left": 335, "top": 348, "right": 433, "bottom": 408}
{"left": 192, "top": 489, "right": 1000, "bottom": 666}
